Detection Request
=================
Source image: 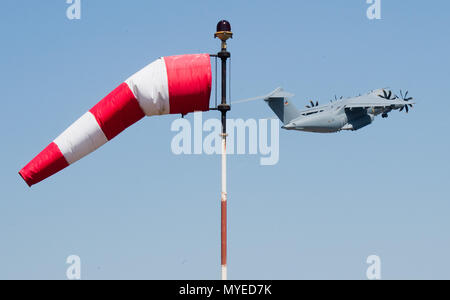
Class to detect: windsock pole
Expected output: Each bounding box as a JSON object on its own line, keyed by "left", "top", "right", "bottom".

{"left": 215, "top": 20, "right": 232, "bottom": 281}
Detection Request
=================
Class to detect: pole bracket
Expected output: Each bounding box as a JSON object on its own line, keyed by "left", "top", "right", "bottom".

{"left": 217, "top": 103, "right": 231, "bottom": 113}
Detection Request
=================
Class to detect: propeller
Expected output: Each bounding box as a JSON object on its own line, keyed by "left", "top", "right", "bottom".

{"left": 378, "top": 89, "right": 396, "bottom": 100}
{"left": 330, "top": 95, "right": 344, "bottom": 103}
{"left": 398, "top": 90, "right": 414, "bottom": 113}
{"left": 306, "top": 100, "right": 319, "bottom": 108}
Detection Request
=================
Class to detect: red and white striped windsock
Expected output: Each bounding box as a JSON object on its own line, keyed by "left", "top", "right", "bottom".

{"left": 19, "top": 54, "right": 212, "bottom": 187}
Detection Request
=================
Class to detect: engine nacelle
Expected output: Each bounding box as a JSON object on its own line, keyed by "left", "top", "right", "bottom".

{"left": 342, "top": 114, "right": 374, "bottom": 131}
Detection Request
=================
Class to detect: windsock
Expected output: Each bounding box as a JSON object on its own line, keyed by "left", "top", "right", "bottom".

{"left": 19, "top": 54, "right": 212, "bottom": 187}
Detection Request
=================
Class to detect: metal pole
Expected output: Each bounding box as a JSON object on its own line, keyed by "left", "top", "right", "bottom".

{"left": 215, "top": 20, "right": 232, "bottom": 280}
{"left": 221, "top": 126, "right": 227, "bottom": 281}
{"left": 218, "top": 49, "right": 230, "bottom": 281}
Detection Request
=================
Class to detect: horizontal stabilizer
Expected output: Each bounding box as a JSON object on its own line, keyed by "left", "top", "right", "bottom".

{"left": 265, "top": 87, "right": 295, "bottom": 100}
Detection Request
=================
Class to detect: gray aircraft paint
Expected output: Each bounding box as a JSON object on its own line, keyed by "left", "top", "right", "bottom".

{"left": 264, "top": 88, "right": 414, "bottom": 133}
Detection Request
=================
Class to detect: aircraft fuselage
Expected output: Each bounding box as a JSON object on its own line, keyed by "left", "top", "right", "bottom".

{"left": 282, "top": 99, "right": 396, "bottom": 133}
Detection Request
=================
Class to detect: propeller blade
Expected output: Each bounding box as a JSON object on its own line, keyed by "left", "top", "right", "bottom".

{"left": 405, "top": 105, "right": 409, "bottom": 113}
{"left": 310, "top": 100, "right": 314, "bottom": 107}
{"left": 405, "top": 97, "right": 413, "bottom": 101}
{"left": 404, "top": 91, "right": 409, "bottom": 99}
{"left": 383, "top": 90, "right": 388, "bottom": 98}
{"left": 306, "top": 105, "right": 311, "bottom": 108}
{"left": 400, "top": 90, "right": 404, "bottom": 99}
{"left": 316, "top": 101, "right": 319, "bottom": 107}
{"left": 408, "top": 104, "right": 413, "bottom": 108}
{"left": 400, "top": 106, "right": 404, "bottom": 112}
{"left": 387, "top": 90, "right": 392, "bottom": 99}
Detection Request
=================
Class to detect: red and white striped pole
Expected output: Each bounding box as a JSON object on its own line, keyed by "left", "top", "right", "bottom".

{"left": 215, "top": 20, "right": 232, "bottom": 281}
{"left": 221, "top": 131, "right": 227, "bottom": 280}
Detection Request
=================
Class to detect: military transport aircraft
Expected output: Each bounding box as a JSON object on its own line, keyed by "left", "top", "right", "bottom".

{"left": 247, "top": 88, "right": 415, "bottom": 133}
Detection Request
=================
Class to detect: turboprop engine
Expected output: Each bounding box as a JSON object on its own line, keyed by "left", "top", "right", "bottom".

{"left": 341, "top": 114, "right": 374, "bottom": 131}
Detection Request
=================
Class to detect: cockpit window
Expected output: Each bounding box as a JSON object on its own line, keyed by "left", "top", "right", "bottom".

{"left": 302, "top": 109, "right": 325, "bottom": 116}
{"left": 302, "top": 111, "right": 318, "bottom": 116}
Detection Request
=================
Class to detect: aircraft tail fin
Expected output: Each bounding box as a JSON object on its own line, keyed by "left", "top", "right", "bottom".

{"left": 264, "top": 88, "right": 299, "bottom": 124}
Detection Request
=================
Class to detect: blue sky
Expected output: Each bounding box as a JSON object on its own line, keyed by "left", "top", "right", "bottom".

{"left": 0, "top": 0, "right": 449, "bottom": 279}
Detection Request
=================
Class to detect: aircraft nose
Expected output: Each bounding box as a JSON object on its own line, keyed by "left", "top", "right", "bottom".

{"left": 282, "top": 123, "right": 296, "bottom": 130}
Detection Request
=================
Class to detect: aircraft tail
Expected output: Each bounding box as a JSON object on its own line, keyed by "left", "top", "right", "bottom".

{"left": 264, "top": 88, "right": 299, "bottom": 124}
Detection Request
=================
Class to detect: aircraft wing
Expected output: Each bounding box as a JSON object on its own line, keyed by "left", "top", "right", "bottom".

{"left": 344, "top": 96, "right": 414, "bottom": 109}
